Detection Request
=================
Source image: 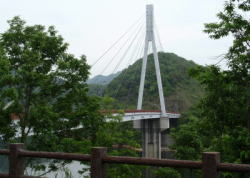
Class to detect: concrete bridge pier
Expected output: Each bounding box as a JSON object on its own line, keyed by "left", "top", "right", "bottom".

{"left": 142, "top": 119, "right": 161, "bottom": 158}
{"left": 134, "top": 117, "right": 169, "bottom": 159}
{"left": 134, "top": 117, "right": 169, "bottom": 178}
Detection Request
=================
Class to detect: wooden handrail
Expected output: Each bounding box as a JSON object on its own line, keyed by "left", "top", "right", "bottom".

{"left": 0, "top": 144, "right": 250, "bottom": 178}
{"left": 0, "top": 149, "right": 9, "bottom": 155}
{"left": 103, "top": 155, "right": 202, "bottom": 169}
{"left": 18, "top": 149, "right": 91, "bottom": 161}
{"left": 218, "top": 163, "right": 250, "bottom": 172}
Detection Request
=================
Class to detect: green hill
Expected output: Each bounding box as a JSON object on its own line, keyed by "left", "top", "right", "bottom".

{"left": 87, "top": 72, "right": 121, "bottom": 85}
{"left": 104, "top": 52, "right": 203, "bottom": 113}
{"left": 87, "top": 72, "right": 121, "bottom": 96}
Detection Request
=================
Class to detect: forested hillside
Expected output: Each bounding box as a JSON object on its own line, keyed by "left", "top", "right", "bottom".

{"left": 87, "top": 73, "right": 120, "bottom": 96}
{"left": 87, "top": 72, "right": 121, "bottom": 85}
{"left": 104, "top": 52, "right": 203, "bottom": 112}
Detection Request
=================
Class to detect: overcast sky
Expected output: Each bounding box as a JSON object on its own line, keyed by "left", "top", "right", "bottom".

{"left": 1, "top": 0, "right": 232, "bottom": 77}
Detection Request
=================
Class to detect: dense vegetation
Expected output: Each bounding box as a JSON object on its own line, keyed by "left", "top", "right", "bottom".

{"left": 87, "top": 72, "right": 121, "bottom": 97}
{"left": 0, "top": 17, "right": 140, "bottom": 177}
{"left": 104, "top": 52, "right": 203, "bottom": 112}
{"left": 172, "top": 0, "right": 250, "bottom": 177}
{"left": 0, "top": 0, "right": 249, "bottom": 177}
{"left": 87, "top": 72, "right": 121, "bottom": 85}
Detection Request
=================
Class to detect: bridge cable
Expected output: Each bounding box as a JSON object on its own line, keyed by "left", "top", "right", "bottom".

{"left": 132, "top": 31, "right": 145, "bottom": 65}
{"left": 99, "top": 19, "right": 144, "bottom": 75}
{"left": 91, "top": 14, "right": 144, "bottom": 67}
{"left": 113, "top": 26, "right": 146, "bottom": 100}
{"left": 127, "top": 32, "right": 145, "bottom": 97}
{"left": 111, "top": 22, "right": 144, "bottom": 75}
{"left": 122, "top": 31, "right": 146, "bottom": 104}
{"left": 155, "top": 20, "right": 164, "bottom": 52}
{"left": 121, "top": 30, "right": 146, "bottom": 101}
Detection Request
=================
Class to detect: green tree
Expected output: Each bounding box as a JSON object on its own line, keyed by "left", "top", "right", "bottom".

{"left": 0, "top": 16, "right": 104, "bottom": 151}
{"left": 171, "top": 117, "right": 202, "bottom": 161}
{"left": 172, "top": 0, "right": 250, "bottom": 174}
{"left": 0, "top": 17, "right": 142, "bottom": 177}
{"left": 200, "top": 0, "right": 250, "bottom": 164}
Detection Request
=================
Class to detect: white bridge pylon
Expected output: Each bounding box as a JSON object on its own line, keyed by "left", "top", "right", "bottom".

{"left": 134, "top": 4, "right": 171, "bottom": 131}
{"left": 137, "top": 4, "right": 166, "bottom": 116}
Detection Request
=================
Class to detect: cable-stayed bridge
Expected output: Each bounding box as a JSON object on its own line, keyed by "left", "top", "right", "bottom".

{"left": 91, "top": 4, "right": 181, "bottom": 160}
{"left": 9, "top": 4, "right": 181, "bottom": 163}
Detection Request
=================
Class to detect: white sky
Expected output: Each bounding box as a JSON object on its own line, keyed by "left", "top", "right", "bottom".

{"left": 0, "top": 0, "right": 232, "bottom": 77}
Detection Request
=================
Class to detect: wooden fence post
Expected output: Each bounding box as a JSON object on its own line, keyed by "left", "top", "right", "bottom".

{"left": 202, "top": 152, "right": 220, "bottom": 178}
{"left": 91, "top": 147, "right": 107, "bottom": 178}
{"left": 9, "top": 143, "right": 24, "bottom": 178}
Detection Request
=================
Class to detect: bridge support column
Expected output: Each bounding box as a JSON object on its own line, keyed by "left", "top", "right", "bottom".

{"left": 134, "top": 117, "right": 169, "bottom": 159}
{"left": 134, "top": 117, "right": 170, "bottom": 178}
{"left": 142, "top": 119, "right": 161, "bottom": 158}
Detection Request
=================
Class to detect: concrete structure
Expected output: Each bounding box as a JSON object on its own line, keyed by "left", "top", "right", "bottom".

{"left": 133, "top": 4, "right": 177, "bottom": 160}
{"left": 122, "top": 110, "right": 180, "bottom": 122}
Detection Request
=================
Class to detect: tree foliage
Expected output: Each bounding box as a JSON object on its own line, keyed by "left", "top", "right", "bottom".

{"left": 0, "top": 16, "right": 105, "bottom": 150}
{"left": 0, "top": 17, "right": 141, "bottom": 176}
{"left": 204, "top": 0, "right": 250, "bottom": 74}
{"left": 172, "top": 1, "right": 250, "bottom": 175}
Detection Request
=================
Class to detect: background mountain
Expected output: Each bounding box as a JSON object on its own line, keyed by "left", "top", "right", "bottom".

{"left": 87, "top": 72, "right": 121, "bottom": 85}
{"left": 89, "top": 52, "right": 203, "bottom": 113}
{"left": 87, "top": 73, "right": 121, "bottom": 96}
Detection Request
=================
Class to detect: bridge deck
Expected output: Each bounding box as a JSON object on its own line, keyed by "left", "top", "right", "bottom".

{"left": 111, "top": 110, "right": 181, "bottom": 121}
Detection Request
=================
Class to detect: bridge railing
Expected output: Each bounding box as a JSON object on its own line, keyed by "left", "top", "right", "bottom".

{"left": 0, "top": 143, "right": 250, "bottom": 178}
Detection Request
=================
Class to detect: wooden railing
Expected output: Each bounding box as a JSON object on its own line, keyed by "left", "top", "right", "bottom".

{"left": 0, "top": 143, "right": 250, "bottom": 178}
